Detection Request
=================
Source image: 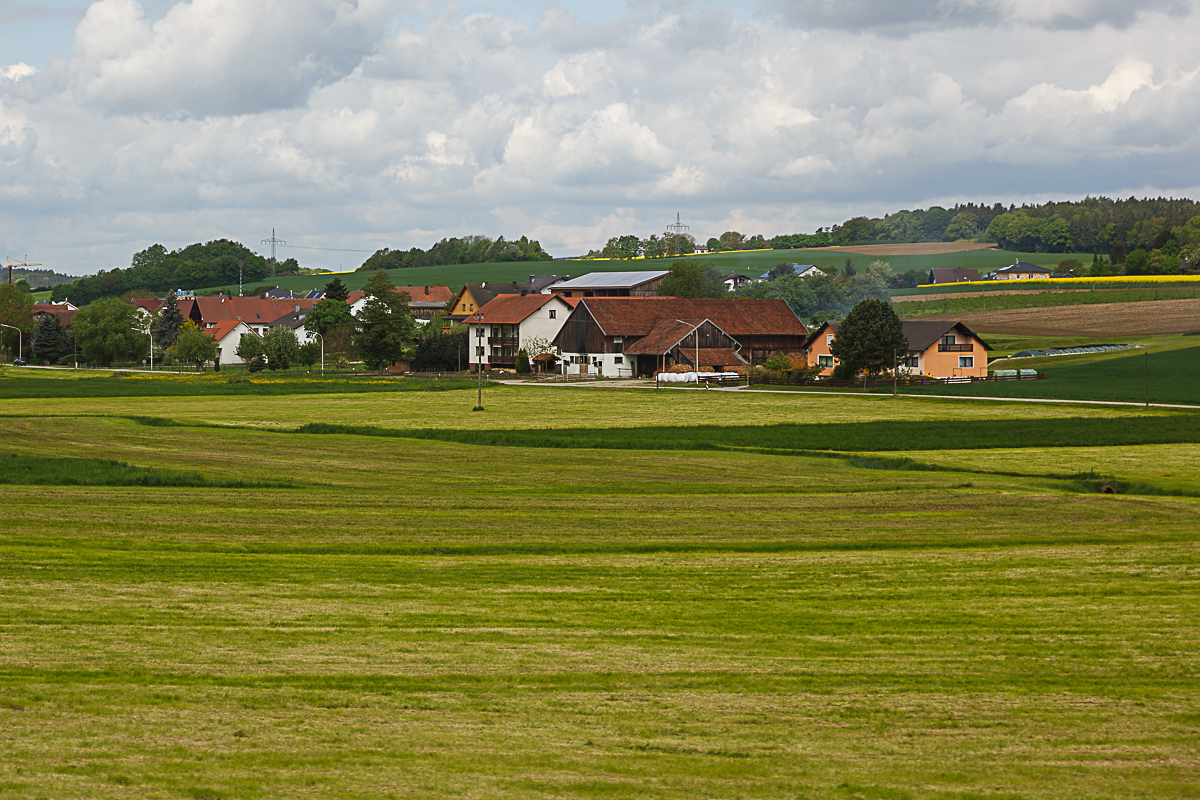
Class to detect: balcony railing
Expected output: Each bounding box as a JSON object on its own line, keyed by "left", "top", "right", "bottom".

{"left": 488, "top": 337, "right": 519, "bottom": 347}
{"left": 938, "top": 343, "right": 973, "bottom": 352}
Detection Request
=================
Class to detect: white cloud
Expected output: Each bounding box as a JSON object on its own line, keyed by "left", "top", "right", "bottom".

{"left": 1, "top": 0, "right": 1200, "bottom": 274}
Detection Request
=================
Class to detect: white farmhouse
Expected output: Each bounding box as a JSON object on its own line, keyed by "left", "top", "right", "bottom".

{"left": 461, "top": 293, "right": 578, "bottom": 369}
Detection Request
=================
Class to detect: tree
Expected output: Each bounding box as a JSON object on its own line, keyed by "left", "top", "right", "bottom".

{"left": 0, "top": 283, "right": 34, "bottom": 359}
{"left": 847, "top": 260, "right": 894, "bottom": 303}
{"left": 323, "top": 276, "right": 350, "bottom": 302}
{"left": 658, "top": 259, "right": 727, "bottom": 298}
{"left": 235, "top": 332, "right": 264, "bottom": 366}
{"left": 156, "top": 293, "right": 186, "bottom": 348}
{"left": 515, "top": 348, "right": 531, "bottom": 374}
{"left": 31, "top": 314, "right": 72, "bottom": 363}
{"left": 601, "top": 235, "right": 642, "bottom": 259}
{"left": 829, "top": 299, "right": 908, "bottom": 377}
{"left": 297, "top": 341, "right": 321, "bottom": 368}
{"left": 73, "top": 297, "right": 147, "bottom": 367}
{"left": 169, "top": 320, "right": 216, "bottom": 371}
{"left": 262, "top": 326, "right": 299, "bottom": 371}
{"left": 354, "top": 270, "right": 415, "bottom": 373}
{"left": 717, "top": 231, "right": 746, "bottom": 251}
{"left": 305, "top": 297, "right": 354, "bottom": 336}
{"left": 943, "top": 212, "right": 978, "bottom": 241}
{"left": 413, "top": 320, "right": 466, "bottom": 372}
{"left": 767, "top": 263, "right": 796, "bottom": 281}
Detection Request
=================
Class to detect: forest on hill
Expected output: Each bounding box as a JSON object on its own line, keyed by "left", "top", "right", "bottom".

{"left": 356, "top": 235, "right": 552, "bottom": 271}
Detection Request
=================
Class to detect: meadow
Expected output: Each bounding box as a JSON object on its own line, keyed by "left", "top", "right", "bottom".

{"left": 193, "top": 247, "right": 1095, "bottom": 296}
{"left": 0, "top": 375, "right": 1197, "bottom": 799}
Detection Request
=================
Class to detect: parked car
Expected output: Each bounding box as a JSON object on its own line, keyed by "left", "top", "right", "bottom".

{"left": 12, "top": 358, "right": 27, "bottom": 366}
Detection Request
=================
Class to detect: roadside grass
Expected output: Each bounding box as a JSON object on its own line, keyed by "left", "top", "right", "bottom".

{"left": 900, "top": 344, "right": 1200, "bottom": 405}
{"left": 0, "top": 411, "right": 1197, "bottom": 798}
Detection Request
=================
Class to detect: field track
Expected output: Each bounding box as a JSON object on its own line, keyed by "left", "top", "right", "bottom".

{"left": 819, "top": 242, "right": 999, "bottom": 256}
{"left": 917, "top": 298, "right": 1200, "bottom": 336}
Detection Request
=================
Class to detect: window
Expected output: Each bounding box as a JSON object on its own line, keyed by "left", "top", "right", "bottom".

{"left": 826, "top": 333, "right": 834, "bottom": 346}
{"left": 476, "top": 328, "right": 484, "bottom": 338}
{"left": 548, "top": 309, "right": 556, "bottom": 319}
{"left": 469, "top": 304, "right": 473, "bottom": 311}
{"left": 905, "top": 355, "right": 919, "bottom": 369}
{"left": 614, "top": 356, "right": 623, "bottom": 364}
{"left": 941, "top": 335, "right": 956, "bottom": 346}
{"left": 959, "top": 356, "right": 974, "bottom": 368}
{"left": 818, "top": 355, "right": 834, "bottom": 368}
{"left": 475, "top": 346, "right": 484, "bottom": 356}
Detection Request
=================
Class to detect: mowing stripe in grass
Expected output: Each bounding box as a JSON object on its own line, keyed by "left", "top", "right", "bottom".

{"left": 0, "top": 452, "right": 291, "bottom": 488}
{"left": 292, "top": 414, "right": 1200, "bottom": 453}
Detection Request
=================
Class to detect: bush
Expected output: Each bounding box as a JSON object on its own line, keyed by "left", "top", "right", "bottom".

{"left": 515, "top": 349, "right": 531, "bottom": 374}
{"left": 831, "top": 362, "right": 856, "bottom": 380}
{"left": 249, "top": 354, "right": 267, "bottom": 373}
{"left": 762, "top": 352, "right": 794, "bottom": 371}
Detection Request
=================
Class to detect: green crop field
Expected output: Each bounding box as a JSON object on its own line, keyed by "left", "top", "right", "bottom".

{"left": 191, "top": 248, "right": 1093, "bottom": 297}
{"left": 893, "top": 285, "right": 1200, "bottom": 317}
{"left": 1, "top": 373, "right": 1197, "bottom": 799}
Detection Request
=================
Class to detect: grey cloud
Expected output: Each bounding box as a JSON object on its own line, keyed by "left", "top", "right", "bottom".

{"left": 759, "top": 0, "right": 1196, "bottom": 32}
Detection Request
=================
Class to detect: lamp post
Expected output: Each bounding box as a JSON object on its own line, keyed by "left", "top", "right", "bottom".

{"left": 311, "top": 331, "right": 324, "bottom": 374}
{"left": 0, "top": 322, "right": 21, "bottom": 364}
{"left": 132, "top": 324, "right": 154, "bottom": 370}
{"left": 473, "top": 313, "right": 484, "bottom": 411}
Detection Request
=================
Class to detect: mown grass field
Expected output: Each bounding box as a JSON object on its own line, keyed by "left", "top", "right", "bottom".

{"left": 0, "top": 374, "right": 1197, "bottom": 799}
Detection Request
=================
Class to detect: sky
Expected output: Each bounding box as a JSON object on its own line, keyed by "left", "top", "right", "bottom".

{"left": 2, "top": 0, "right": 1199, "bottom": 275}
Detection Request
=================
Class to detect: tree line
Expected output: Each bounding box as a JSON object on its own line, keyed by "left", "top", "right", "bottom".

{"left": 358, "top": 235, "right": 553, "bottom": 271}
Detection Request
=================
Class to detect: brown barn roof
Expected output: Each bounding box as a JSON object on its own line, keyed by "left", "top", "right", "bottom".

{"left": 928, "top": 268, "right": 980, "bottom": 284}
{"left": 581, "top": 298, "right": 807, "bottom": 337}
{"left": 680, "top": 348, "right": 746, "bottom": 366}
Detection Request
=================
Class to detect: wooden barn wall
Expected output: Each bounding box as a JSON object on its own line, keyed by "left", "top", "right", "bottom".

{"left": 554, "top": 310, "right": 608, "bottom": 353}
{"left": 678, "top": 323, "right": 738, "bottom": 350}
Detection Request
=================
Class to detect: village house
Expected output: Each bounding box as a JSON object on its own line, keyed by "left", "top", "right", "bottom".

{"left": 721, "top": 273, "right": 754, "bottom": 291}
{"left": 553, "top": 297, "right": 808, "bottom": 377}
{"left": 444, "top": 276, "right": 565, "bottom": 328}
{"left": 549, "top": 271, "right": 668, "bottom": 298}
{"left": 928, "top": 267, "right": 980, "bottom": 284}
{"left": 804, "top": 320, "right": 992, "bottom": 379}
{"left": 176, "top": 297, "right": 319, "bottom": 337}
{"left": 207, "top": 320, "right": 260, "bottom": 366}
{"left": 992, "top": 261, "right": 1052, "bottom": 280}
{"left": 32, "top": 302, "right": 78, "bottom": 329}
{"left": 348, "top": 285, "right": 455, "bottom": 323}
{"left": 461, "top": 293, "right": 578, "bottom": 369}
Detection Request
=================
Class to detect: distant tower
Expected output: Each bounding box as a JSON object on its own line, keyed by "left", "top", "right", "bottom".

{"left": 261, "top": 228, "right": 286, "bottom": 278}
{"left": 666, "top": 213, "right": 689, "bottom": 238}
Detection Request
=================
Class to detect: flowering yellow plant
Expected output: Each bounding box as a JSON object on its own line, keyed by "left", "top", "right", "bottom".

{"left": 918, "top": 275, "right": 1200, "bottom": 289}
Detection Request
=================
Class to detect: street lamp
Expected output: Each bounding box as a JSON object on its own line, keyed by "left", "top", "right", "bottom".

{"left": 132, "top": 324, "right": 155, "bottom": 370}
{"left": 473, "top": 312, "right": 484, "bottom": 411}
{"left": 0, "top": 322, "right": 21, "bottom": 364}
{"left": 311, "top": 331, "right": 324, "bottom": 374}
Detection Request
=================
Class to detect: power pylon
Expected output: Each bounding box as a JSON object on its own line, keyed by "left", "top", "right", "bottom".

{"left": 666, "top": 213, "right": 690, "bottom": 237}
{"left": 6, "top": 255, "right": 43, "bottom": 285}
{"left": 261, "top": 229, "right": 286, "bottom": 278}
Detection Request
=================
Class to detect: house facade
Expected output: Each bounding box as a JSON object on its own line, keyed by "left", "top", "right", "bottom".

{"left": 928, "top": 268, "right": 980, "bottom": 284}
{"left": 461, "top": 293, "right": 577, "bottom": 368}
{"left": 209, "top": 320, "right": 259, "bottom": 366}
{"left": 805, "top": 320, "right": 992, "bottom": 379}
{"left": 993, "top": 261, "right": 1051, "bottom": 280}
{"left": 553, "top": 297, "right": 807, "bottom": 377}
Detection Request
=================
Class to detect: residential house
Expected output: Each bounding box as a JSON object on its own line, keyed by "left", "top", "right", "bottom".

{"left": 208, "top": 320, "right": 260, "bottom": 366}
{"left": 758, "top": 265, "right": 824, "bottom": 281}
{"left": 721, "top": 273, "right": 754, "bottom": 291}
{"left": 178, "top": 297, "right": 319, "bottom": 336}
{"left": 348, "top": 285, "right": 455, "bottom": 322}
{"left": 549, "top": 271, "right": 668, "bottom": 298}
{"left": 928, "top": 267, "right": 980, "bottom": 284}
{"left": 553, "top": 297, "right": 808, "bottom": 377}
{"left": 445, "top": 276, "right": 564, "bottom": 327}
{"left": 32, "top": 303, "right": 77, "bottom": 329}
{"left": 805, "top": 320, "right": 992, "bottom": 379}
{"left": 993, "top": 261, "right": 1051, "bottom": 280}
{"left": 461, "top": 293, "right": 578, "bottom": 369}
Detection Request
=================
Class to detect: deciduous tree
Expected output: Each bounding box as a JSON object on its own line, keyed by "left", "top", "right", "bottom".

{"left": 354, "top": 270, "right": 415, "bottom": 373}
{"left": 73, "top": 297, "right": 147, "bottom": 367}
{"left": 658, "top": 259, "right": 726, "bottom": 298}
{"left": 829, "top": 299, "right": 908, "bottom": 377}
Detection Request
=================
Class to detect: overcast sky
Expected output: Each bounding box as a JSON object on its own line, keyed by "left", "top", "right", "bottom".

{"left": 2, "top": 0, "right": 1199, "bottom": 275}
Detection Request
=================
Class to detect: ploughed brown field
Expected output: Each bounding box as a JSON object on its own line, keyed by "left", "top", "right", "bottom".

{"left": 818, "top": 242, "right": 999, "bottom": 256}
{"left": 919, "top": 297, "right": 1200, "bottom": 336}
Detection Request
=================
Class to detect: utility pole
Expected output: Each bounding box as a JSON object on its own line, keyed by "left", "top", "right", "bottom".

{"left": 1145, "top": 350, "right": 1149, "bottom": 408}
{"left": 261, "top": 229, "right": 286, "bottom": 279}
{"left": 473, "top": 313, "right": 484, "bottom": 410}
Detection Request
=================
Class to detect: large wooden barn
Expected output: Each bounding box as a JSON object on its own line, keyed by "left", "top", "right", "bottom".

{"left": 553, "top": 298, "right": 808, "bottom": 377}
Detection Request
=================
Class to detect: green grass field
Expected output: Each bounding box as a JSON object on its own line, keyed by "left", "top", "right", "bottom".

{"left": 192, "top": 248, "right": 1096, "bottom": 296}
{"left": 0, "top": 375, "right": 1197, "bottom": 798}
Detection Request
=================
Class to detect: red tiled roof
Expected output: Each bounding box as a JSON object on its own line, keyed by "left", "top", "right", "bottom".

{"left": 32, "top": 304, "right": 75, "bottom": 326}
{"left": 191, "top": 296, "right": 317, "bottom": 323}
{"left": 582, "top": 298, "right": 807, "bottom": 337}
{"left": 470, "top": 293, "right": 565, "bottom": 324}
{"left": 131, "top": 299, "right": 164, "bottom": 312}
{"left": 206, "top": 319, "right": 252, "bottom": 342}
{"left": 395, "top": 285, "right": 453, "bottom": 303}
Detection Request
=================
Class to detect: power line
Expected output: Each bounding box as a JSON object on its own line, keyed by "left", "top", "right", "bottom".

{"left": 261, "top": 229, "right": 286, "bottom": 278}
{"left": 281, "top": 244, "right": 376, "bottom": 253}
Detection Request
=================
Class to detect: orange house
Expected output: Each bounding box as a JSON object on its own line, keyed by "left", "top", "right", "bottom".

{"left": 805, "top": 319, "right": 992, "bottom": 379}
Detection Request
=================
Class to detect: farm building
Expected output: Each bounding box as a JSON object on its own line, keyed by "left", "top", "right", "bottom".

{"left": 805, "top": 320, "right": 992, "bottom": 379}
{"left": 928, "top": 267, "right": 980, "bottom": 284}
{"left": 445, "top": 277, "right": 565, "bottom": 327}
{"left": 553, "top": 297, "right": 807, "bottom": 377}
{"left": 549, "top": 271, "right": 668, "bottom": 298}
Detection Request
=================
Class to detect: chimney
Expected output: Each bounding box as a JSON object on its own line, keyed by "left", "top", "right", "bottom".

{"left": 530, "top": 275, "right": 535, "bottom": 283}
{"left": 221, "top": 297, "right": 225, "bottom": 304}
{"left": 424, "top": 285, "right": 429, "bottom": 296}
{"left": 295, "top": 305, "right": 300, "bottom": 313}
{"left": 481, "top": 281, "right": 487, "bottom": 288}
